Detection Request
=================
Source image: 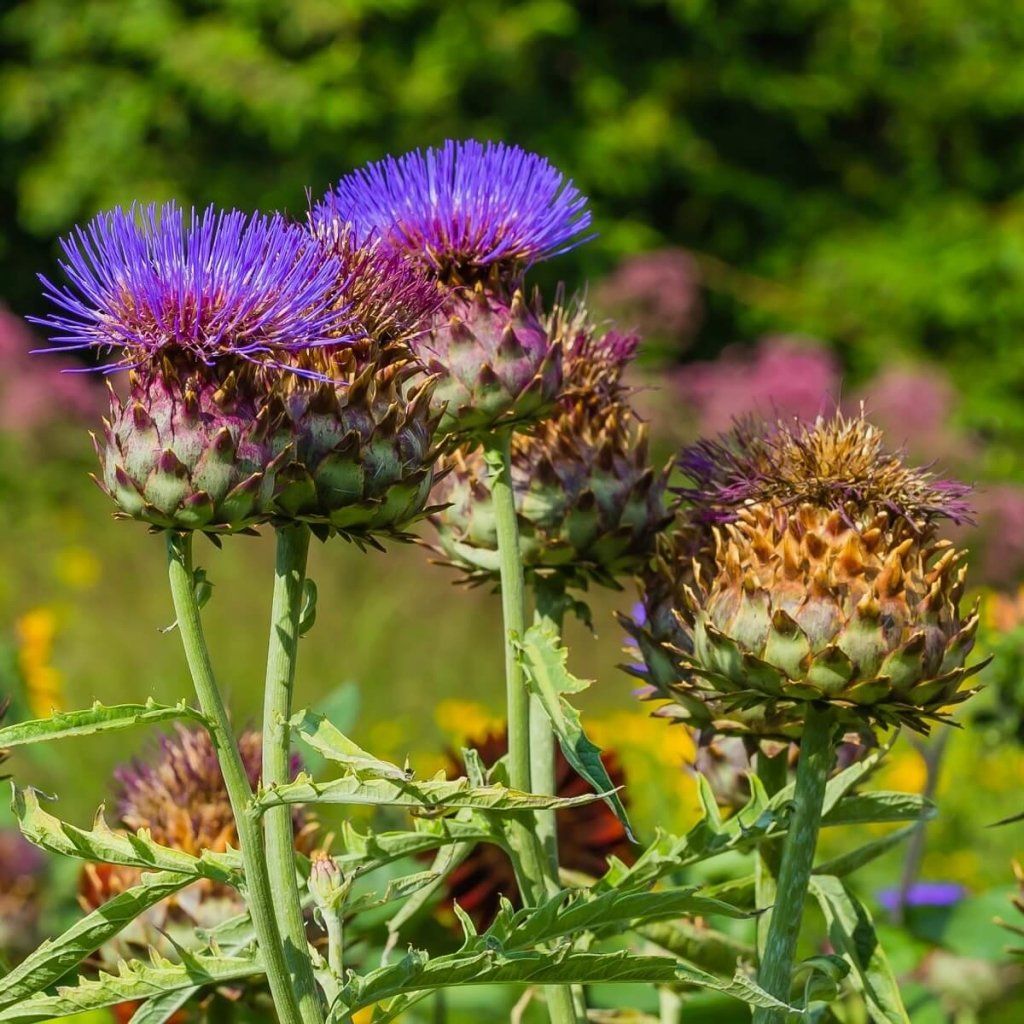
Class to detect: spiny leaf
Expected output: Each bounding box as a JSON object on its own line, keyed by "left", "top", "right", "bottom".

{"left": 0, "top": 700, "right": 206, "bottom": 748}
{"left": 822, "top": 792, "right": 935, "bottom": 827}
{"left": 475, "top": 885, "right": 751, "bottom": 953}
{"left": 11, "top": 786, "right": 240, "bottom": 885}
{"left": 333, "top": 818, "right": 499, "bottom": 878}
{"left": 0, "top": 947, "right": 264, "bottom": 1023}
{"left": 637, "top": 920, "right": 756, "bottom": 978}
{"left": 0, "top": 871, "right": 191, "bottom": 1010}
{"left": 328, "top": 948, "right": 792, "bottom": 1021}
{"left": 813, "top": 824, "right": 919, "bottom": 878}
{"left": 809, "top": 875, "right": 910, "bottom": 1024}
{"left": 291, "top": 709, "right": 410, "bottom": 781}
{"left": 770, "top": 731, "right": 898, "bottom": 817}
{"left": 517, "top": 621, "right": 634, "bottom": 839}
{"left": 254, "top": 771, "right": 605, "bottom": 814}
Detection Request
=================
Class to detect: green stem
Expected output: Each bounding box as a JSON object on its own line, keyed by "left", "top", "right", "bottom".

{"left": 323, "top": 908, "right": 345, "bottom": 980}
{"left": 754, "top": 704, "right": 835, "bottom": 1024}
{"left": 531, "top": 577, "right": 565, "bottom": 875}
{"left": 262, "top": 524, "right": 324, "bottom": 1023}
{"left": 165, "top": 532, "right": 304, "bottom": 1024}
{"left": 755, "top": 746, "right": 789, "bottom": 959}
{"left": 483, "top": 432, "right": 579, "bottom": 1024}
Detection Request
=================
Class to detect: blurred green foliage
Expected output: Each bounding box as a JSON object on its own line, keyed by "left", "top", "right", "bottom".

{"left": 4, "top": 0, "right": 1024, "bottom": 473}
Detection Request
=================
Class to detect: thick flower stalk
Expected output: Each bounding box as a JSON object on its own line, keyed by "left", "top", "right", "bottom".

{"left": 432, "top": 302, "right": 671, "bottom": 590}
{"left": 625, "top": 411, "right": 982, "bottom": 1020}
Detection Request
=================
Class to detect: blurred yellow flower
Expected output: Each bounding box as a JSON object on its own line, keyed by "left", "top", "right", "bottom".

{"left": 878, "top": 747, "right": 927, "bottom": 794}
{"left": 434, "top": 699, "right": 503, "bottom": 745}
{"left": 923, "top": 848, "right": 983, "bottom": 888}
{"left": 53, "top": 545, "right": 101, "bottom": 590}
{"left": 15, "top": 607, "right": 65, "bottom": 717}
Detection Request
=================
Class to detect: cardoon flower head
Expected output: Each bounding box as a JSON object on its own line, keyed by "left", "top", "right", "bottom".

{"left": 81, "top": 725, "right": 314, "bottom": 972}
{"left": 315, "top": 140, "right": 592, "bottom": 284}
{"left": 34, "top": 202, "right": 357, "bottom": 534}
{"left": 431, "top": 300, "right": 671, "bottom": 590}
{"left": 316, "top": 141, "right": 590, "bottom": 438}
{"left": 34, "top": 202, "right": 348, "bottom": 376}
{"left": 625, "top": 412, "right": 985, "bottom": 739}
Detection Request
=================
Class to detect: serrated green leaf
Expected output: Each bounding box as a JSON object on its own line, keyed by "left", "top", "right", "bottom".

{"left": 810, "top": 875, "right": 911, "bottom": 1024}
{"left": 0, "top": 948, "right": 264, "bottom": 1023}
{"left": 517, "top": 622, "right": 634, "bottom": 839}
{"left": 329, "top": 948, "right": 792, "bottom": 1021}
{"left": 637, "top": 920, "right": 756, "bottom": 977}
{"left": 11, "top": 786, "right": 240, "bottom": 885}
{"left": 480, "top": 885, "right": 750, "bottom": 952}
{"left": 255, "top": 771, "right": 605, "bottom": 814}
{"left": 771, "top": 732, "right": 898, "bottom": 817}
{"left": 334, "top": 818, "right": 499, "bottom": 878}
{"left": 0, "top": 701, "right": 205, "bottom": 749}
{"left": 822, "top": 792, "right": 935, "bottom": 827}
{"left": 813, "top": 824, "right": 919, "bottom": 878}
{"left": 0, "top": 872, "right": 191, "bottom": 1010}
{"left": 291, "top": 709, "right": 409, "bottom": 781}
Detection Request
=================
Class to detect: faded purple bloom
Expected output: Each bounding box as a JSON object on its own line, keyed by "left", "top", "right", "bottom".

{"left": 675, "top": 337, "right": 840, "bottom": 435}
{"left": 315, "top": 140, "right": 593, "bottom": 280}
{"left": 677, "top": 413, "right": 974, "bottom": 528}
{"left": 115, "top": 725, "right": 306, "bottom": 852}
{"left": 877, "top": 882, "right": 966, "bottom": 913}
{"left": 0, "top": 829, "right": 46, "bottom": 957}
{"left": 596, "top": 248, "right": 703, "bottom": 347}
{"left": 33, "top": 202, "right": 352, "bottom": 376}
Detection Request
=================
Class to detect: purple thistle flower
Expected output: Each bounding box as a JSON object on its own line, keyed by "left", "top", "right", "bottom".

{"left": 313, "top": 140, "right": 593, "bottom": 281}
{"left": 32, "top": 202, "right": 352, "bottom": 377}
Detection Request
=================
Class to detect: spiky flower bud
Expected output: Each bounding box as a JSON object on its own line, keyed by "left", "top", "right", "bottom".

{"left": 625, "top": 413, "right": 984, "bottom": 738}
{"left": 259, "top": 226, "right": 447, "bottom": 540}
{"left": 35, "top": 203, "right": 350, "bottom": 534}
{"left": 316, "top": 140, "right": 593, "bottom": 438}
{"left": 431, "top": 304, "right": 671, "bottom": 588}
{"left": 308, "top": 850, "right": 348, "bottom": 914}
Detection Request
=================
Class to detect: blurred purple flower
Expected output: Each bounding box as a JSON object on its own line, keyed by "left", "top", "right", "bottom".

{"left": 595, "top": 248, "right": 703, "bottom": 348}
{"left": 877, "top": 881, "right": 966, "bottom": 913}
{"left": 0, "top": 828, "right": 46, "bottom": 957}
{"left": 674, "top": 336, "right": 840, "bottom": 435}
{"left": 315, "top": 140, "right": 592, "bottom": 279}
{"left": 32, "top": 202, "right": 350, "bottom": 376}
{"left": 0, "top": 308, "right": 98, "bottom": 433}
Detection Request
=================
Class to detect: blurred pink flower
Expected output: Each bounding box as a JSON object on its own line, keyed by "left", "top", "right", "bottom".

{"left": 595, "top": 248, "right": 703, "bottom": 348}
{"left": 673, "top": 336, "right": 840, "bottom": 435}
{"left": 0, "top": 307, "right": 99, "bottom": 434}
{"left": 854, "top": 365, "right": 973, "bottom": 466}
{"left": 962, "top": 485, "right": 1024, "bottom": 588}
